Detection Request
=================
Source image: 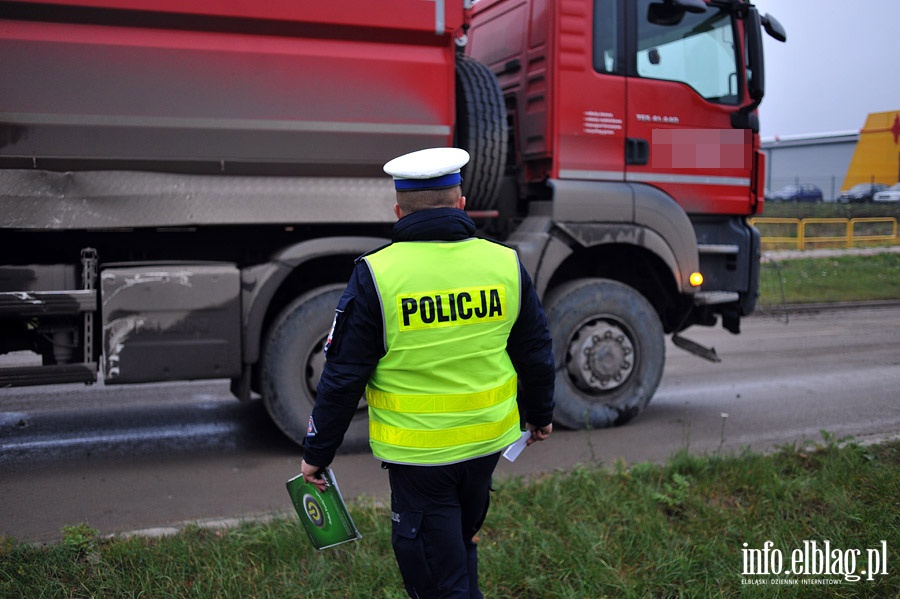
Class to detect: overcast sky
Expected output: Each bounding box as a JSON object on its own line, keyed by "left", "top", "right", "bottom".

{"left": 750, "top": 0, "right": 900, "bottom": 140}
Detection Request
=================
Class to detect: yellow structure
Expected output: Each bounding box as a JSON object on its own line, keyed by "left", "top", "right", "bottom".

{"left": 842, "top": 110, "right": 900, "bottom": 189}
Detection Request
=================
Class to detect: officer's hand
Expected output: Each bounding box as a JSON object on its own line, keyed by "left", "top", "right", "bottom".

{"left": 525, "top": 422, "right": 552, "bottom": 445}
{"left": 300, "top": 459, "right": 329, "bottom": 492}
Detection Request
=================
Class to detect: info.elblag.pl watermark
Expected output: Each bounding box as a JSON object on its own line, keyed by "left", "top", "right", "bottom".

{"left": 741, "top": 540, "right": 889, "bottom": 585}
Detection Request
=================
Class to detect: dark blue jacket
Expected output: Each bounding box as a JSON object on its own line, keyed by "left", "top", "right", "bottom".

{"left": 303, "top": 208, "right": 555, "bottom": 466}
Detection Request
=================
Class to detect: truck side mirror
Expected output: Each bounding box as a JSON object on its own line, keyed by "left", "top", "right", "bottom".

{"left": 745, "top": 8, "right": 764, "bottom": 102}
{"left": 761, "top": 13, "right": 787, "bottom": 42}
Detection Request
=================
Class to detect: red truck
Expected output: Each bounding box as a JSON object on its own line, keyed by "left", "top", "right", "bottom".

{"left": 0, "top": 0, "right": 785, "bottom": 444}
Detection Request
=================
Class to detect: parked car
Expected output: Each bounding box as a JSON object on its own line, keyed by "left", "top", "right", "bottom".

{"left": 872, "top": 183, "right": 900, "bottom": 203}
{"left": 837, "top": 182, "right": 889, "bottom": 203}
{"left": 768, "top": 183, "right": 823, "bottom": 203}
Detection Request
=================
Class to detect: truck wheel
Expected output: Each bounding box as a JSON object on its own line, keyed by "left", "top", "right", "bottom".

{"left": 455, "top": 55, "right": 507, "bottom": 211}
{"left": 261, "top": 285, "right": 366, "bottom": 446}
{"left": 545, "top": 279, "right": 665, "bottom": 429}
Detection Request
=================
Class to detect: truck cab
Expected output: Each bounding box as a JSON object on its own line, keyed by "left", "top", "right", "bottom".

{"left": 465, "top": 0, "right": 785, "bottom": 427}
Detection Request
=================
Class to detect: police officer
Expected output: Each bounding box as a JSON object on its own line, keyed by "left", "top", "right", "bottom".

{"left": 300, "top": 147, "right": 555, "bottom": 599}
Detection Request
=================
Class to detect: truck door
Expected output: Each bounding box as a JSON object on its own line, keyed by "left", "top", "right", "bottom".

{"left": 624, "top": 0, "right": 753, "bottom": 215}
{"left": 555, "top": 0, "right": 626, "bottom": 183}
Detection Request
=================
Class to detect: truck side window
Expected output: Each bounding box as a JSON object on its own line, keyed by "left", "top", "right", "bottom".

{"left": 593, "top": 0, "right": 620, "bottom": 74}
{"left": 634, "top": 0, "right": 739, "bottom": 105}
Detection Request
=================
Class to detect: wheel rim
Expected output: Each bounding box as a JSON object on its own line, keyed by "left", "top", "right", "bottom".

{"left": 304, "top": 335, "right": 327, "bottom": 403}
{"left": 303, "top": 332, "right": 367, "bottom": 412}
{"left": 565, "top": 316, "right": 636, "bottom": 393}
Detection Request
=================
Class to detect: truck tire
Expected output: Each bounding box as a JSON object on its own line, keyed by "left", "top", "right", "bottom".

{"left": 455, "top": 54, "right": 508, "bottom": 211}
{"left": 545, "top": 279, "right": 665, "bottom": 429}
{"left": 261, "top": 285, "right": 367, "bottom": 446}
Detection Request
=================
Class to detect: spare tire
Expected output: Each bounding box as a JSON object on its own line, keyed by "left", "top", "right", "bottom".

{"left": 455, "top": 54, "right": 508, "bottom": 211}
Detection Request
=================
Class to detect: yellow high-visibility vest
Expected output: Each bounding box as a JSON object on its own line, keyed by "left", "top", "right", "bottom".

{"left": 363, "top": 238, "right": 522, "bottom": 464}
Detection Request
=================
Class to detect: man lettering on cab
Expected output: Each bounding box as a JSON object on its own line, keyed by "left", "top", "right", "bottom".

{"left": 300, "top": 147, "right": 555, "bottom": 598}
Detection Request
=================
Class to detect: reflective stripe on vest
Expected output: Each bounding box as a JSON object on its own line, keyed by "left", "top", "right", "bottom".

{"left": 369, "top": 400, "right": 521, "bottom": 465}
{"left": 363, "top": 238, "right": 522, "bottom": 465}
{"left": 366, "top": 376, "right": 518, "bottom": 414}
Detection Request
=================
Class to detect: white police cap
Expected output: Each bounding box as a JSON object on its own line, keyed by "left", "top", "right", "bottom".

{"left": 383, "top": 147, "right": 470, "bottom": 191}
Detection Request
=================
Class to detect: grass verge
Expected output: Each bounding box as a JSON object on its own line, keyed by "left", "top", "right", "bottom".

{"left": 759, "top": 252, "right": 900, "bottom": 305}
{"left": 2, "top": 434, "right": 898, "bottom": 597}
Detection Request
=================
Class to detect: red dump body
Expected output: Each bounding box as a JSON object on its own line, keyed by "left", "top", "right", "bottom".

{"left": 0, "top": 0, "right": 462, "bottom": 174}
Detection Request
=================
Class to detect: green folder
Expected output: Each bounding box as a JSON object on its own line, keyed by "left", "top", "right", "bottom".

{"left": 286, "top": 468, "right": 362, "bottom": 550}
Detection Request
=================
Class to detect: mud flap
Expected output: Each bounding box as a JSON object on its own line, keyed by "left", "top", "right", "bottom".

{"left": 672, "top": 333, "right": 721, "bottom": 363}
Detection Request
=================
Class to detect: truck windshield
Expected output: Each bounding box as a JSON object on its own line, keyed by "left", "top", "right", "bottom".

{"left": 634, "top": 1, "right": 740, "bottom": 105}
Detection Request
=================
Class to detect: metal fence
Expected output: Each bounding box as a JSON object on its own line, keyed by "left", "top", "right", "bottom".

{"left": 749, "top": 217, "right": 899, "bottom": 249}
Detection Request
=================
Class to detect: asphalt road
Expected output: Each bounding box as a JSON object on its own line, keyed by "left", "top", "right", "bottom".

{"left": 2, "top": 304, "right": 899, "bottom": 544}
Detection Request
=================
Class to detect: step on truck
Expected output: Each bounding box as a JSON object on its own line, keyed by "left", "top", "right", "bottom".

{"left": 0, "top": 0, "right": 785, "bottom": 444}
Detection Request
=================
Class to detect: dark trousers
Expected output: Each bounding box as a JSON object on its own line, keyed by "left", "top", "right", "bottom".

{"left": 386, "top": 452, "right": 501, "bottom": 599}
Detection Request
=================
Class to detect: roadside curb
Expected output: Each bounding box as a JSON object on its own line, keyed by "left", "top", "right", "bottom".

{"left": 754, "top": 299, "right": 900, "bottom": 315}
{"left": 114, "top": 512, "right": 293, "bottom": 542}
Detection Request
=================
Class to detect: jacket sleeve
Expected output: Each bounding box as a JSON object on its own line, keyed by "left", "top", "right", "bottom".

{"left": 507, "top": 263, "right": 555, "bottom": 427}
{"left": 302, "top": 261, "right": 384, "bottom": 467}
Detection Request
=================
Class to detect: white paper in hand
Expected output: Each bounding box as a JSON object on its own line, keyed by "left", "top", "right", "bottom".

{"left": 502, "top": 430, "right": 531, "bottom": 462}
